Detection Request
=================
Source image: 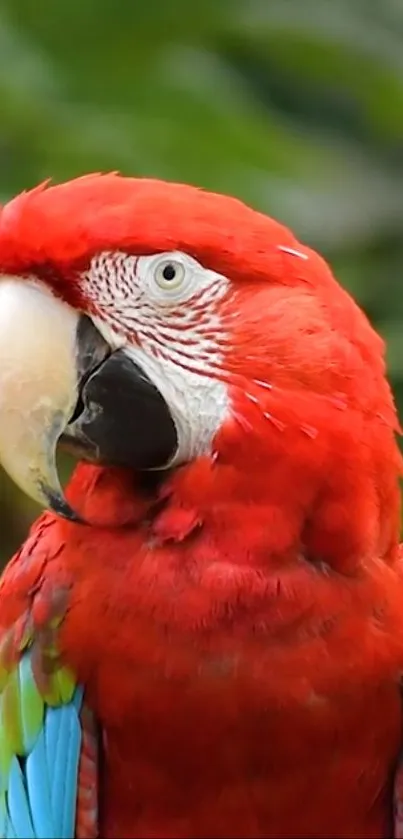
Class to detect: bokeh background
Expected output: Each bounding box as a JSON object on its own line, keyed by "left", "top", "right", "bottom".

{"left": 2, "top": 0, "right": 403, "bottom": 565}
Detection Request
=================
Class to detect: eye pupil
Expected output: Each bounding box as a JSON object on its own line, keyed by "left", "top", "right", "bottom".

{"left": 162, "top": 263, "right": 176, "bottom": 281}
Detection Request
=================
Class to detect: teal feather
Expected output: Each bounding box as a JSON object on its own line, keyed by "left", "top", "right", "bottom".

{"left": 5, "top": 818, "right": 16, "bottom": 839}
{"left": 0, "top": 796, "right": 6, "bottom": 837}
{"left": 7, "top": 759, "right": 34, "bottom": 838}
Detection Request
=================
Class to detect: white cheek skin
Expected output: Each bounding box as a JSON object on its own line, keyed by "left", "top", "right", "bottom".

{"left": 125, "top": 343, "right": 229, "bottom": 465}
{"left": 82, "top": 250, "right": 232, "bottom": 465}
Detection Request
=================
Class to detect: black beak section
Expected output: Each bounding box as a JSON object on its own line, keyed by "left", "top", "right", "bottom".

{"left": 0, "top": 276, "right": 179, "bottom": 521}
{"left": 62, "top": 315, "right": 178, "bottom": 472}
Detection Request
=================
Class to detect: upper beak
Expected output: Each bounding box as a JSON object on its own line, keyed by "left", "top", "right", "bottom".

{"left": 0, "top": 277, "right": 177, "bottom": 521}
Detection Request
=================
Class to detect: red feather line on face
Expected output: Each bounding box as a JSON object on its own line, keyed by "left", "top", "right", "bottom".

{"left": 0, "top": 172, "right": 394, "bottom": 412}
{"left": 0, "top": 174, "right": 399, "bottom": 429}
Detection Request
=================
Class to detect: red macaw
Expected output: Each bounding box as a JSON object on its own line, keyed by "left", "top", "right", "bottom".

{"left": 0, "top": 173, "right": 403, "bottom": 838}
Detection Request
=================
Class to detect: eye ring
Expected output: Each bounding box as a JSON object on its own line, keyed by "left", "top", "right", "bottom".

{"left": 154, "top": 259, "right": 185, "bottom": 291}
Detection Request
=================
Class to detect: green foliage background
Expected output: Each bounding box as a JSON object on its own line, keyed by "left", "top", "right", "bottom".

{"left": 2, "top": 0, "right": 403, "bottom": 563}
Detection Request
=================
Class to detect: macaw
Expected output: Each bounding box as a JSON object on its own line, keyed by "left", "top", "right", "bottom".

{"left": 0, "top": 173, "right": 403, "bottom": 839}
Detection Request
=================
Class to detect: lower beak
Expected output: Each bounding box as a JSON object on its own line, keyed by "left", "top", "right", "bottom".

{"left": 0, "top": 278, "right": 177, "bottom": 520}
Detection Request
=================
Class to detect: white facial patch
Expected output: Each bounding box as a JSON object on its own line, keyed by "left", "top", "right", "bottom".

{"left": 81, "top": 251, "right": 231, "bottom": 465}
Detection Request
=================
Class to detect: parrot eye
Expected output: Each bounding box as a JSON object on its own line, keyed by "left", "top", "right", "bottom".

{"left": 154, "top": 258, "right": 186, "bottom": 291}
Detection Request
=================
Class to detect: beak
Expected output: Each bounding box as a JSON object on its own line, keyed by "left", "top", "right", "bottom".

{"left": 0, "top": 278, "right": 177, "bottom": 521}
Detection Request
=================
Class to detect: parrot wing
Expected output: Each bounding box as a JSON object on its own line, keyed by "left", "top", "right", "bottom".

{"left": 0, "top": 654, "right": 84, "bottom": 839}
{"left": 0, "top": 519, "right": 99, "bottom": 839}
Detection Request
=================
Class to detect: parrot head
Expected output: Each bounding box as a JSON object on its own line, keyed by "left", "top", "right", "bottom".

{"left": 0, "top": 174, "right": 400, "bottom": 566}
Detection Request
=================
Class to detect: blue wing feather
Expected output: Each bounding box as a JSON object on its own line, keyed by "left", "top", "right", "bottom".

{"left": 0, "top": 651, "right": 84, "bottom": 839}
{"left": 26, "top": 727, "right": 57, "bottom": 838}
{"left": 61, "top": 708, "right": 82, "bottom": 838}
